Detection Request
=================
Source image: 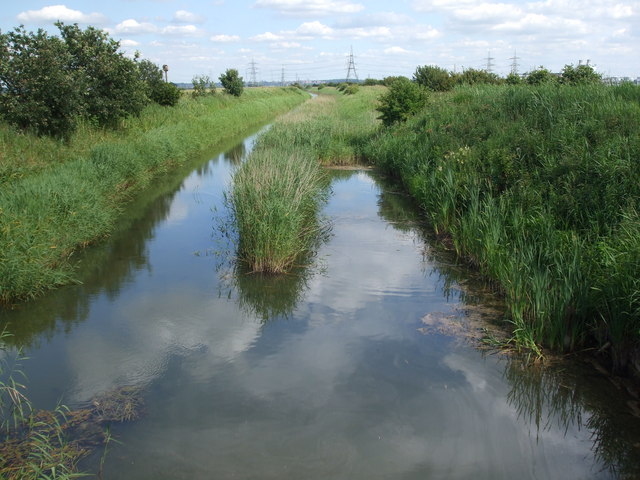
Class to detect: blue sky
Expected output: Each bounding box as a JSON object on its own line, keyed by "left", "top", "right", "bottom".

{"left": 1, "top": 1, "right": 638, "bottom": 83}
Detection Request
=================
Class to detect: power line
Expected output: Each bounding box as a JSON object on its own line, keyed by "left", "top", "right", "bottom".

{"left": 345, "top": 46, "right": 359, "bottom": 82}
{"left": 485, "top": 51, "right": 495, "bottom": 73}
{"left": 509, "top": 50, "right": 520, "bottom": 74}
{"left": 248, "top": 58, "right": 258, "bottom": 86}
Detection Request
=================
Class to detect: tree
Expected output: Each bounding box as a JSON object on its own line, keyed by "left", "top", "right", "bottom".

{"left": 138, "top": 59, "right": 180, "bottom": 106}
{"left": 0, "top": 26, "right": 81, "bottom": 137}
{"left": 413, "top": 65, "right": 454, "bottom": 92}
{"left": 57, "top": 22, "right": 148, "bottom": 127}
{"left": 525, "top": 67, "right": 557, "bottom": 86}
{"left": 456, "top": 68, "right": 503, "bottom": 86}
{"left": 219, "top": 69, "right": 244, "bottom": 97}
{"left": 505, "top": 72, "right": 523, "bottom": 85}
{"left": 376, "top": 77, "right": 428, "bottom": 127}
{"left": 150, "top": 82, "right": 181, "bottom": 106}
{"left": 560, "top": 63, "right": 602, "bottom": 85}
{"left": 192, "top": 74, "right": 215, "bottom": 97}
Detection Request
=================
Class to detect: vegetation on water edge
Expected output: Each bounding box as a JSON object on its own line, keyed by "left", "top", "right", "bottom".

{"left": 0, "top": 88, "right": 308, "bottom": 305}
{"left": 227, "top": 86, "right": 382, "bottom": 273}
{"left": 364, "top": 82, "right": 640, "bottom": 371}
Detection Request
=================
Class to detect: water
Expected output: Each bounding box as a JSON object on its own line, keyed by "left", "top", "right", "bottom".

{"left": 1, "top": 127, "right": 639, "bottom": 479}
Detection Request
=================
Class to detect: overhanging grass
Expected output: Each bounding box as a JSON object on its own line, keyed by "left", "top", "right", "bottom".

{"left": 0, "top": 87, "right": 308, "bottom": 305}
{"left": 365, "top": 83, "right": 640, "bottom": 369}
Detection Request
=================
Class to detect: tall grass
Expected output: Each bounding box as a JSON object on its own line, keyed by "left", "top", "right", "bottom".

{"left": 228, "top": 150, "right": 329, "bottom": 273}
{"left": 365, "top": 83, "right": 640, "bottom": 370}
{"left": 226, "top": 86, "right": 383, "bottom": 273}
{"left": 257, "top": 86, "right": 383, "bottom": 165}
{"left": 0, "top": 88, "right": 308, "bottom": 305}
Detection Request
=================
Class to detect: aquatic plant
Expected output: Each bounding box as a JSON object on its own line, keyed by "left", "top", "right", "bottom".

{"left": 365, "top": 82, "right": 640, "bottom": 370}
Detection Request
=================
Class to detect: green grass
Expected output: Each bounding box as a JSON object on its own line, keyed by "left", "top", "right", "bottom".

{"left": 0, "top": 87, "right": 308, "bottom": 305}
{"left": 256, "top": 86, "right": 383, "bottom": 165}
{"left": 227, "top": 86, "right": 382, "bottom": 274}
{"left": 365, "top": 82, "right": 640, "bottom": 370}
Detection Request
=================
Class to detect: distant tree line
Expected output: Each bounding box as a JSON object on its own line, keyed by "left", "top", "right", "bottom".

{"left": 0, "top": 23, "right": 181, "bottom": 137}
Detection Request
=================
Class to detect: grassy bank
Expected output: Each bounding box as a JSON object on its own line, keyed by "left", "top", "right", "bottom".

{"left": 228, "top": 86, "right": 382, "bottom": 273}
{"left": 365, "top": 83, "right": 640, "bottom": 370}
{"left": 0, "top": 87, "right": 308, "bottom": 305}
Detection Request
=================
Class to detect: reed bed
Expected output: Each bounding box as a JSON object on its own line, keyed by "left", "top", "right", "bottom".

{"left": 228, "top": 150, "right": 328, "bottom": 273}
{"left": 227, "top": 86, "right": 382, "bottom": 273}
{"left": 0, "top": 87, "right": 308, "bottom": 305}
{"left": 365, "top": 83, "right": 640, "bottom": 370}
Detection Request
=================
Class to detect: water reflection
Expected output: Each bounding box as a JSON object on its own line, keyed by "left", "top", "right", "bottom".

{"left": 374, "top": 172, "right": 640, "bottom": 477}
{"left": 505, "top": 358, "right": 640, "bottom": 478}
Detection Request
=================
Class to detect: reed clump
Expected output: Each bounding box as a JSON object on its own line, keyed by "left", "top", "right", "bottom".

{"left": 365, "top": 82, "right": 640, "bottom": 371}
{"left": 228, "top": 150, "right": 329, "bottom": 273}
{"left": 0, "top": 88, "right": 308, "bottom": 305}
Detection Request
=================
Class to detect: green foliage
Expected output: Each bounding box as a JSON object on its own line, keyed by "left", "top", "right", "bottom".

{"left": 149, "top": 81, "right": 181, "bottom": 107}
{"left": 0, "top": 26, "right": 81, "bottom": 137}
{"left": 57, "top": 22, "right": 147, "bottom": 128}
{"left": 0, "top": 23, "right": 148, "bottom": 136}
{"left": 191, "top": 74, "right": 216, "bottom": 97}
{"left": 560, "top": 63, "right": 602, "bottom": 85}
{"left": 376, "top": 77, "right": 428, "bottom": 127}
{"left": 219, "top": 69, "right": 244, "bottom": 97}
{"left": 505, "top": 72, "right": 523, "bottom": 85}
{"left": 413, "top": 65, "right": 454, "bottom": 92}
{"left": 228, "top": 150, "right": 329, "bottom": 273}
{"left": 382, "top": 75, "right": 408, "bottom": 86}
{"left": 343, "top": 84, "right": 360, "bottom": 95}
{"left": 456, "top": 68, "right": 503, "bottom": 85}
{"left": 0, "top": 88, "right": 309, "bottom": 304}
{"left": 526, "top": 67, "right": 557, "bottom": 85}
{"left": 365, "top": 83, "right": 640, "bottom": 369}
{"left": 363, "top": 78, "right": 383, "bottom": 86}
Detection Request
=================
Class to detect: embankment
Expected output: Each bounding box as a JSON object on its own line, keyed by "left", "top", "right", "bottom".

{"left": 0, "top": 87, "right": 308, "bottom": 304}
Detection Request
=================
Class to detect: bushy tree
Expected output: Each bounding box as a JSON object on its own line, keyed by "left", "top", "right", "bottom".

{"left": 150, "top": 82, "right": 181, "bottom": 106}
{"left": 0, "top": 26, "right": 81, "bottom": 137}
{"left": 138, "top": 59, "right": 180, "bottom": 106}
{"left": 526, "top": 67, "right": 557, "bottom": 85}
{"left": 456, "top": 68, "right": 503, "bottom": 86}
{"left": 505, "top": 72, "right": 523, "bottom": 85}
{"left": 414, "top": 65, "right": 454, "bottom": 92}
{"left": 219, "top": 69, "right": 244, "bottom": 97}
{"left": 560, "top": 63, "right": 602, "bottom": 85}
{"left": 376, "top": 77, "right": 428, "bottom": 127}
{"left": 57, "top": 22, "right": 147, "bottom": 127}
{"left": 192, "top": 74, "right": 215, "bottom": 97}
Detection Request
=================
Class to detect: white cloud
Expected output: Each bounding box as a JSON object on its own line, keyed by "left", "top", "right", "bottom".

{"left": 115, "top": 19, "right": 158, "bottom": 35}
{"left": 251, "top": 31, "right": 285, "bottom": 41}
{"left": 173, "top": 10, "right": 206, "bottom": 24}
{"left": 17, "top": 4, "right": 107, "bottom": 24}
{"left": 162, "top": 25, "right": 202, "bottom": 36}
{"left": 452, "top": 2, "right": 523, "bottom": 22}
{"left": 272, "top": 41, "right": 303, "bottom": 48}
{"left": 120, "top": 39, "right": 140, "bottom": 48}
{"left": 253, "top": 0, "right": 365, "bottom": 16}
{"left": 211, "top": 34, "right": 241, "bottom": 42}
{"left": 384, "top": 46, "right": 412, "bottom": 55}
{"left": 295, "top": 21, "right": 334, "bottom": 36}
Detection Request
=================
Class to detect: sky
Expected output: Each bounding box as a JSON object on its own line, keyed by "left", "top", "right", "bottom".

{"left": 1, "top": 0, "right": 638, "bottom": 83}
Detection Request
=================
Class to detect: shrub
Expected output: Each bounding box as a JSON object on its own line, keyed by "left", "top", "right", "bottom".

{"left": 526, "top": 67, "right": 557, "bottom": 85}
{"left": 376, "top": 77, "right": 428, "bottom": 127}
{"left": 0, "top": 26, "right": 81, "bottom": 137}
{"left": 219, "top": 69, "right": 244, "bottom": 97}
{"left": 344, "top": 84, "right": 360, "bottom": 95}
{"left": 57, "top": 22, "right": 148, "bottom": 128}
{"left": 414, "top": 65, "right": 454, "bottom": 92}
{"left": 192, "top": 74, "right": 215, "bottom": 97}
{"left": 560, "top": 63, "right": 602, "bottom": 85}
{"left": 150, "top": 82, "right": 181, "bottom": 106}
{"left": 456, "top": 68, "right": 503, "bottom": 85}
{"left": 505, "top": 72, "right": 523, "bottom": 85}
